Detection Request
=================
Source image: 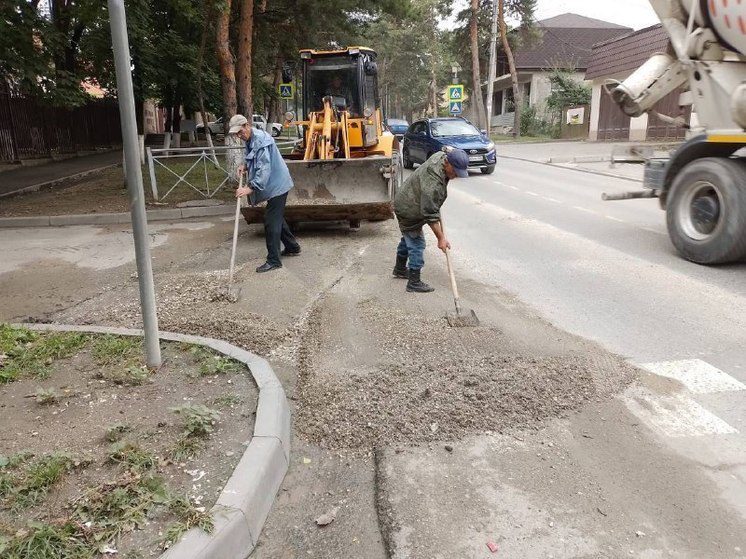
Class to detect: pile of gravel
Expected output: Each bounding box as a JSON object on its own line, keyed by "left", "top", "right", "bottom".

{"left": 295, "top": 298, "right": 637, "bottom": 450}
{"left": 69, "top": 270, "right": 288, "bottom": 357}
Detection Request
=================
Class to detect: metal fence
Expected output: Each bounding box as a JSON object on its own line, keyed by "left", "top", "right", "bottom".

{"left": 146, "top": 141, "right": 296, "bottom": 201}
{"left": 0, "top": 88, "right": 122, "bottom": 162}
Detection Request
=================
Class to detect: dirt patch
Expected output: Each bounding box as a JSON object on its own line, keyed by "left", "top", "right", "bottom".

{"left": 0, "top": 326, "right": 257, "bottom": 557}
{"left": 0, "top": 166, "right": 235, "bottom": 218}
{"left": 295, "top": 298, "right": 637, "bottom": 451}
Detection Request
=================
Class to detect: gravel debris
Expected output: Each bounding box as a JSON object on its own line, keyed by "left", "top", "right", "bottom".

{"left": 295, "top": 297, "right": 637, "bottom": 451}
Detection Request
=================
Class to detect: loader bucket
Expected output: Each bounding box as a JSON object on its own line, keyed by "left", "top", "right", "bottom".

{"left": 241, "top": 156, "right": 397, "bottom": 226}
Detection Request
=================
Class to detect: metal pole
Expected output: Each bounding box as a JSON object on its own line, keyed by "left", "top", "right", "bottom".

{"left": 485, "top": 0, "right": 499, "bottom": 133}
{"left": 108, "top": 0, "right": 161, "bottom": 368}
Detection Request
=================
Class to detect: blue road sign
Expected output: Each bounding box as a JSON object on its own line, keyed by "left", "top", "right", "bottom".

{"left": 449, "top": 101, "right": 463, "bottom": 115}
{"left": 448, "top": 85, "right": 464, "bottom": 100}
{"left": 279, "top": 83, "right": 294, "bottom": 99}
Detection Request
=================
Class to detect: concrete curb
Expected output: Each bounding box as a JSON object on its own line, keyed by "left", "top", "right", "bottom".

{"left": 499, "top": 154, "right": 642, "bottom": 183}
{"left": 0, "top": 204, "right": 235, "bottom": 228}
{"left": 15, "top": 323, "right": 290, "bottom": 559}
{"left": 0, "top": 163, "right": 121, "bottom": 199}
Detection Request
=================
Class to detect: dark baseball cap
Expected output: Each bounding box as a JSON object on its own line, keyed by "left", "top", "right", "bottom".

{"left": 445, "top": 148, "right": 469, "bottom": 178}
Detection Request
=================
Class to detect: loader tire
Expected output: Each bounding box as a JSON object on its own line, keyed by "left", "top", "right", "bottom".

{"left": 666, "top": 157, "right": 746, "bottom": 264}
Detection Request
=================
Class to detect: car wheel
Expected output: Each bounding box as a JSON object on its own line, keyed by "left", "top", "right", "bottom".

{"left": 666, "top": 157, "right": 746, "bottom": 264}
{"left": 481, "top": 165, "right": 495, "bottom": 175}
{"left": 402, "top": 147, "right": 414, "bottom": 169}
{"left": 271, "top": 127, "right": 281, "bottom": 138}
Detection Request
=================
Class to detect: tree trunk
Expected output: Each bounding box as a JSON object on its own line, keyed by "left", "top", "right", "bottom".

{"left": 215, "top": 0, "right": 237, "bottom": 129}
{"left": 485, "top": 0, "right": 499, "bottom": 134}
{"left": 197, "top": 0, "right": 217, "bottom": 162}
{"left": 469, "top": 0, "right": 487, "bottom": 130}
{"left": 236, "top": 0, "right": 254, "bottom": 117}
{"left": 498, "top": 0, "right": 522, "bottom": 137}
{"left": 267, "top": 54, "right": 283, "bottom": 126}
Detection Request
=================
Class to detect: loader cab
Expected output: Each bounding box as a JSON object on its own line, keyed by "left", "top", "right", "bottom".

{"left": 300, "top": 47, "right": 382, "bottom": 149}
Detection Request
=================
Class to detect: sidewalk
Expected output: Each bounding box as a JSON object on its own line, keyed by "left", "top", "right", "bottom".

{"left": 0, "top": 150, "right": 122, "bottom": 197}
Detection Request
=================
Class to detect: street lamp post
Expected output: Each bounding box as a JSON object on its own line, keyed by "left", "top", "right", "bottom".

{"left": 108, "top": 0, "right": 161, "bottom": 368}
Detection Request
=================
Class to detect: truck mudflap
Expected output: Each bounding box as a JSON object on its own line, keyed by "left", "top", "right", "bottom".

{"left": 241, "top": 155, "right": 398, "bottom": 225}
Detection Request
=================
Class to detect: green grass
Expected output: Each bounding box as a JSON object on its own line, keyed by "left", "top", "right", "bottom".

{"left": 171, "top": 404, "right": 221, "bottom": 437}
{"left": 0, "top": 521, "right": 95, "bottom": 559}
{"left": 0, "top": 325, "right": 88, "bottom": 383}
{"left": 105, "top": 423, "right": 132, "bottom": 443}
{"left": 189, "top": 345, "right": 242, "bottom": 377}
{"left": 34, "top": 387, "right": 60, "bottom": 405}
{"left": 91, "top": 335, "right": 141, "bottom": 366}
{"left": 1, "top": 452, "right": 77, "bottom": 510}
{"left": 161, "top": 496, "right": 214, "bottom": 549}
{"left": 99, "top": 365, "right": 151, "bottom": 386}
{"left": 211, "top": 394, "right": 242, "bottom": 408}
{"left": 107, "top": 442, "right": 156, "bottom": 473}
{"left": 491, "top": 133, "right": 553, "bottom": 143}
{"left": 168, "top": 436, "right": 203, "bottom": 462}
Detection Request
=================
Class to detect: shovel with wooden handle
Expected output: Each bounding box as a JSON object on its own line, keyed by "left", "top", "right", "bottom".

{"left": 441, "top": 216, "right": 480, "bottom": 327}
{"left": 224, "top": 172, "right": 245, "bottom": 302}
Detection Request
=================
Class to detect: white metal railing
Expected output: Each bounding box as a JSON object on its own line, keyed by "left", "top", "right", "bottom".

{"left": 146, "top": 141, "right": 296, "bottom": 201}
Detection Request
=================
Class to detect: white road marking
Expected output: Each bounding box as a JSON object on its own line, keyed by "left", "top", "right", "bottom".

{"left": 604, "top": 215, "right": 625, "bottom": 223}
{"left": 624, "top": 387, "right": 739, "bottom": 437}
{"left": 509, "top": 185, "right": 520, "bottom": 191}
{"left": 573, "top": 206, "right": 596, "bottom": 214}
{"left": 526, "top": 191, "right": 539, "bottom": 197}
{"left": 641, "top": 359, "right": 746, "bottom": 394}
{"left": 542, "top": 196, "right": 562, "bottom": 204}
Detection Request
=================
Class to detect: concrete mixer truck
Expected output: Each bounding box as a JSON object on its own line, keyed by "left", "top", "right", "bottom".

{"left": 606, "top": 0, "right": 746, "bottom": 264}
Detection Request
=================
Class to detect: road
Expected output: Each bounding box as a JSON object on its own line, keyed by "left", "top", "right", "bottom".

{"left": 397, "top": 155, "right": 746, "bottom": 557}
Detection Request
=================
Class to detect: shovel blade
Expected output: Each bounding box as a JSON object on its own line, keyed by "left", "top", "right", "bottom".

{"left": 446, "top": 309, "right": 480, "bottom": 328}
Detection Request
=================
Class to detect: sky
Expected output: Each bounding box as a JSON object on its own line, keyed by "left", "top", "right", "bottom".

{"left": 441, "top": 1, "right": 660, "bottom": 31}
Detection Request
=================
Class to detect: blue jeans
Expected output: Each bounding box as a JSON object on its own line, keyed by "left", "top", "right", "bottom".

{"left": 397, "top": 229, "right": 426, "bottom": 271}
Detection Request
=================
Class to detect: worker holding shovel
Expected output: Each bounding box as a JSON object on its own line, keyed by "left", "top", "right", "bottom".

{"left": 230, "top": 114, "right": 301, "bottom": 273}
{"left": 392, "top": 148, "right": 469, "bottom": 293}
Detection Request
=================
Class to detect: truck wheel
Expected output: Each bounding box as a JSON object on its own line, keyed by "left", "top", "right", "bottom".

{"left": 666, "top": 157, "right": 746, "bottom": 264}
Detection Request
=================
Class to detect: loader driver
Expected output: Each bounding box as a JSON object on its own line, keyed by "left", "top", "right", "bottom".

{"left": 230, "top": 114, "right": 302, "bottom": 273}
{"left": 325, "top": 74, "right": 351, "bottom": 107}
{"left": 392, "top": 148, "right": 469, "bottom": 293}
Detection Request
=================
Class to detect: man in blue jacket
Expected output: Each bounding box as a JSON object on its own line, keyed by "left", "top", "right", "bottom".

{"left": 230, "top": 114, "right": 301, "bottom": 273}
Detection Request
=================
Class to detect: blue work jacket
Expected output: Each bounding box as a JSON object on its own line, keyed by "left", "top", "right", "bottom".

{"left": 244, "top": 128, "right": 293, "bottom": 205}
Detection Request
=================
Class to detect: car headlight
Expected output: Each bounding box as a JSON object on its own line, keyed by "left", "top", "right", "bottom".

{"left": 486, "top": 142, "right": 495, "bottom": 151}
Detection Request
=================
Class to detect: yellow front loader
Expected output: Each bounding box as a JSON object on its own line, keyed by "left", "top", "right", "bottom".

{"left": 242, "top": 47, "right": 402, "bottom": 229}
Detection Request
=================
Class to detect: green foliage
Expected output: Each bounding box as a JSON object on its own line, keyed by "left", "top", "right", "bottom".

{"left": 105, "top": 423, "right": 133, "bottom": 443}
{"left": 169, "top": 436, "right": 203, "bottom": 462}
{"left": 0, "top": 325, "right": 87, "bottom": 382}
{"left": 35, "top": 387, "right": 60, "bottom": 406}
{"left": 212, "top": 394, "right": 242, "bottom": 408}
{"left": 107, "top": 442, "right": 156, "bottom": 473}
{"left": 520, "top": 105, "right": 558, "bottom": 138}
{"left": 190, "top": 345, "right": 242, "bottom": 376}
{"left": 71, "top": 473, "right": 170, "bottom": 544}
{"left": 103, "top": 365, "right": 151, "bottom": 386}
{"left": 161, "top": 496, "right": 214, "bottom": 549}
{"left": 91, "top": 335, "right": 141, "bottom": 366}
{"left": 1, "top": 452, "right": 77, "bottom": 510}
{"left": 171, "top": 404, "right": 221, "bottom": 437}
{"left": 545, "top": 69, "right": 592, "bottom": 116}
{"left": 0, "top": 521, "right": 95, "bottom": 559}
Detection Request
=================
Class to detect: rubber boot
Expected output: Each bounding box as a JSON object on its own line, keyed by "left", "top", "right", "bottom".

{"left": 392, "top": 255, "right": 408, "bottom": 279}
{"left": 406, "top": 268, "right": 434, "bottom": 293}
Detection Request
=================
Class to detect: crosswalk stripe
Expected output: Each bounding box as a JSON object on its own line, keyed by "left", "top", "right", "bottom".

{"left": 624, "top": 387, "right": 739, "bottom": 437}
{"left": 641, "top": 359, "right": 746, "bottom": 394}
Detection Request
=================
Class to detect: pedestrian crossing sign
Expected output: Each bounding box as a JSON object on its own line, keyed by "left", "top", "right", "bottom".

{"left": 449, "top": 101, "right": 463, "bottom": 115}
{"left": 279, "top": 83, "right": 294, "bottom": 99}
{"left": 448, "top": 84, "right": 464, "bottom": 101}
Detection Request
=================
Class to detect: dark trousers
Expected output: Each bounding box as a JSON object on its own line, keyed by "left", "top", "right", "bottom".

{"left": 264, "top": 192, "right": 299, "bottom": 266}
